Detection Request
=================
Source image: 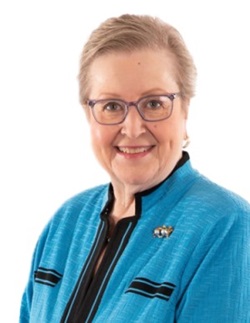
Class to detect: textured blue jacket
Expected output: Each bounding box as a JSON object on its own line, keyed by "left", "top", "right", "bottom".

{"left": 20, "top": 155, "right": 250, "bottom": 322}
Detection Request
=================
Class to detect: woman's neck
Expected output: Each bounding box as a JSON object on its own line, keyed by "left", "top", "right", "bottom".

{"left": 111, "top": 197, "right": 135, "bottom": 224}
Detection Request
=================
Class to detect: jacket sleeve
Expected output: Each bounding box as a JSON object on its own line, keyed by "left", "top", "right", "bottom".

{"left": 176, "top": 208, "right": 250, "bottom": 323}
{"left": 19, "top": 223, "right": 50, "bottom": 323}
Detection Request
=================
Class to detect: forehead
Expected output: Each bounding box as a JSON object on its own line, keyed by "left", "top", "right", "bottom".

{"left": 88, "top": 49, "right": 179, "bottom": 98}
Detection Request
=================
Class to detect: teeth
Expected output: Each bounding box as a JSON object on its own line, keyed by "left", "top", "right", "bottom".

{"left": 118, "top": 147, "right": 149, "bottom": 154}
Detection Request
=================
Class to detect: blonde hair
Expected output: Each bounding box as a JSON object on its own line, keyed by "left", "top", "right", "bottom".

{"left": 78, "top": 14, "right": 197, "bottom": 104}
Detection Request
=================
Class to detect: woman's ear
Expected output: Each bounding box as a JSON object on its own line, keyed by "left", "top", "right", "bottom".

{"left": 182, "top": 133, "right": 190, "bottom": 148}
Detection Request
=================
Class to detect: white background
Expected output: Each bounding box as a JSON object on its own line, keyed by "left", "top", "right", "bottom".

{"left": 0, "top": 0, "right": 249, "bottom": 321}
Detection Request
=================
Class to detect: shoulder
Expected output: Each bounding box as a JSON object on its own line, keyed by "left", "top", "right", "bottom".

{"left": 191, "top": 173, "right": 249, "bottom": 210}
{"left": 40, "top": 183, "right": 109, "bottom": 234}
{"left": 60, "top": 183, "right": 109, "bottom": 211}
{"left": 33, "top": 183, "right": 110, "bottom": 253}
{"left": 185, "top": 171, "right": 250, "bottom": 227}
{"left": 172, "top": 168, "right": 250, "bottom": 266}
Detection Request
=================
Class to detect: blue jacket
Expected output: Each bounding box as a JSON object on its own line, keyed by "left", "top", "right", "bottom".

{"left": 20, "top": 156, "right": 250, "bottom": 322}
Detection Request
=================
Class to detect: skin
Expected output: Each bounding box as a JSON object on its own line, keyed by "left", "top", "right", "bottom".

{"left": 86, "top": 49, "right": 189, "bottom": 222}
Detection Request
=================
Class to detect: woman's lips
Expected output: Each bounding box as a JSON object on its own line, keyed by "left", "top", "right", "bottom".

{"left": 116, "top": 146, "right": 154, "bottom": 157}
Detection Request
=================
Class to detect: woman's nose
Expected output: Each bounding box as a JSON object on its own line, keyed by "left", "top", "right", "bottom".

{"left": 120, "top": 105, "right": 146, "bottom": 138}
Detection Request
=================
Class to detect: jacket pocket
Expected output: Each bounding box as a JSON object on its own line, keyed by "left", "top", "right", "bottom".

{"left": 126, "top": 277, "right": 176, "bottom": 301}
{"left": 34, "top": 267, "right": 62, "bottom": 287}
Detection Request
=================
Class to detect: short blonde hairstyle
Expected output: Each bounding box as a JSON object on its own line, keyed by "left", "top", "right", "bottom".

{"left": 78, "top": 14, "right": 197, "bottom": 104}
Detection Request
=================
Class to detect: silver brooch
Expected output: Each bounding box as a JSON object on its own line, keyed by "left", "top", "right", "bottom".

{"left": 153, "top": 225, "right": 174, "bottom": 238}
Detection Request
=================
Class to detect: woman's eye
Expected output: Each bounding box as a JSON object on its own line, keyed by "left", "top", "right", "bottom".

{"left": 147, "top": 100, "right": 162, "bottom": 109}
{"left": 103, "top": 102, "right": 123, "bottom": 111}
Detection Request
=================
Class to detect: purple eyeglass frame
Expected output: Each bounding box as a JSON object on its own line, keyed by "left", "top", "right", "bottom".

{"left": 87, "top": 93, "right": 180, "bottom": 125}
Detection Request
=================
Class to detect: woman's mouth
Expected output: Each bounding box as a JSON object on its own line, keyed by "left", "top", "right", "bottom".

{"left": 116, "top": 146, "right": 154, "bottom": 157}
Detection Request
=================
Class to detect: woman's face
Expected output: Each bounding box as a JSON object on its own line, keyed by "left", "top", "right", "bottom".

{"left": 87, "top": 49, "right": 189, "bottom": 192}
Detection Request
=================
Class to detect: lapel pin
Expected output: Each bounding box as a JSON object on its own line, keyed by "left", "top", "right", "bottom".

{"left": 153, "top": 225, "right": 174, "bottom": 238}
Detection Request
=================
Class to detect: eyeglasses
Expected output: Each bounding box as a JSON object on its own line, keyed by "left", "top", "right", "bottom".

{"left": 87, "top": 93, "right": 180, "bottom": 125}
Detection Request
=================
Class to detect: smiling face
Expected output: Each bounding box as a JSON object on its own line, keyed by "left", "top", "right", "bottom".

{"left": 86, "top": 49, "right": 189, "bottom": 194}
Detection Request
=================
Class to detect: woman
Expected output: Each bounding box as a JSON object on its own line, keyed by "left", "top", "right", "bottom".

{"left": 20, "top": 14, "right": 250, "bottom": 322}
